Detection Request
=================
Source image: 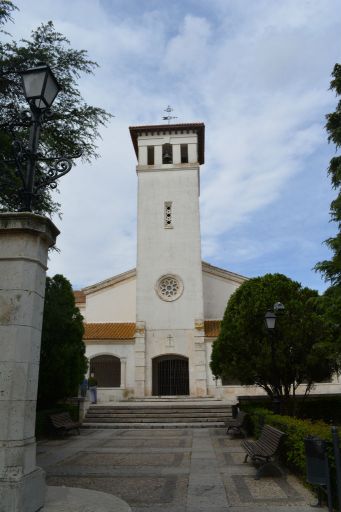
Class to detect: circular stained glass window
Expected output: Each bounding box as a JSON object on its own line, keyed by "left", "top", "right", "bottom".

{"left": 156, "top": 274, "right": 184, "bottom": 302}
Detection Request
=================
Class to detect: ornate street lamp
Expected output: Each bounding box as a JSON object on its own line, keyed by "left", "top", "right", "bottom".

{"left": 21, "top": 64, "right": 61, "bottom": 109}
{"left": 4, "top": 63, "right": 80, "bottom": 212}
{"left": 265, "top": 303, "right": 285, "bottom": 414}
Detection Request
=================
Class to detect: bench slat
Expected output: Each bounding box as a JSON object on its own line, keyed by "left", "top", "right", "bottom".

{"left": 49, "top": 412, "right": 80, "bottom": 435}
{"left": 241, "top": 424, "right": 286, "bottom": 479}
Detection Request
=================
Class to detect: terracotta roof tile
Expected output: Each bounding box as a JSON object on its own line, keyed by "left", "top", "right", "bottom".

{"left": 84, "top": 323, "right": 136, "bottom": 340}
{"left": 204, "top": 320, "right": 221, "bottom": 338}
{"left": 74, "top": 291, "right": 86, "bottom": 304}
{"left": 84, "top": 321, "right": 219, "bottom": 340}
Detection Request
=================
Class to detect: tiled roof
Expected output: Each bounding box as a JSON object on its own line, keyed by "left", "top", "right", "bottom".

{"left": 84, "top": 323, "right": 136, "bottom": 340}
{"left": 83, "top": 321, "right": 220, "bottom": 340}
{"left": 74, "top": 291, "right": 86, "bottom": 303}
{"left": 129, "top": 123, "right": 205, "bottom": 164}
{"left": 204, "top": 320, "right": 221, "bottom": 338}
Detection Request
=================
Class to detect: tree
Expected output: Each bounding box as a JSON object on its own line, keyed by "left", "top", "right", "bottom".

{"left": 37, "top": 274, "right": 87, "bottom": 408}
{"left": 210, "top": 273, "right": 338, "bottom": 408}
{"left": 0, "top": 1, "right": 17, "bottom": 34}
{"left": 315, "top": 64, "right": 341, "bottom": 285}
{"left": 0, "top": 3, "right": 112, "bottom": 215}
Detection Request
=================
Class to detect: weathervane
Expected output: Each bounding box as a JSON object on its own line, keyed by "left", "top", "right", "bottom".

{"left": 162, "top": 105, "right": 178, "bottom": 124}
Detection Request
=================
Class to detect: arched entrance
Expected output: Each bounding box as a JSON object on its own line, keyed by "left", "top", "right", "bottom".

{"left": 152, "top": 355, "right": 189, "bottom": 396}
{"left": 90, "top": 355, "right": 121, "bottom": 387}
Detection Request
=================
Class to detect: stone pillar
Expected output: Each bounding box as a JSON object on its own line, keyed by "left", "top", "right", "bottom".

{"left": 120, "top": 357, "right": 127, "bottom": 389}
{"left": 193, "top": 320, "right": 207, "bottom": 397}
{"left": 0, "top": 213, "right": 59, "bottom": 512}
{"left": 134, "top": 321, "right": 146, "bottom": 397}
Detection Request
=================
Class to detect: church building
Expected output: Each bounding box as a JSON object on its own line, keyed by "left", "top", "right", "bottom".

{"left": 75, "top": 122, "right": 247, "bottom": 402}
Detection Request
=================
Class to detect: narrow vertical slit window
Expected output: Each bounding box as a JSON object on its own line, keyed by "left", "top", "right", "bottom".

{"left": 162, "top": 143, "right": 173, "bottom": 164}
{"left": 164, "top": 201, "right": 173, "bottom": 228}
{"left": 147, "top": 145, "right": 154, "bottom": 165}
{"left": 180, "top": 144, "right": 188, "bottom": 163}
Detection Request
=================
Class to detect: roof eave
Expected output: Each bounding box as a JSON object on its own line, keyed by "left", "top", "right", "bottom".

{"left": 129, "top": 122, "right": 205, "bottom": 165}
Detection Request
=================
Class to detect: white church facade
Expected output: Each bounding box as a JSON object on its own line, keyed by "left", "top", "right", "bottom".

{"left": 75, "top": 122, "right": 248, "bottom": 401}
{"left": 75, "top": 122, "right": 340, "bottom": 402}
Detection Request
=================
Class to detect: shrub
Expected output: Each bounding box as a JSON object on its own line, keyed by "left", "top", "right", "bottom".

{"left": 245, "top": 406, "right": 338, "bottom": 508}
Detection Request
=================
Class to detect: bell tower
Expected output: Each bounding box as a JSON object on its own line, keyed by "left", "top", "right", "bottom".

{"left": 130, "top": 122, "right": 207, "bottom": 397}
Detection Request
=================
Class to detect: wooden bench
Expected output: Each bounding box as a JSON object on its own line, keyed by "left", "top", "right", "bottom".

{"left": 241, "top": 424, "right": 285, "bottom": 479}
{"left": 49, "top": 412, "right": 80, "bottom": 436}
{"left": 225, "top": 410, "right": 248, "bottom": 437}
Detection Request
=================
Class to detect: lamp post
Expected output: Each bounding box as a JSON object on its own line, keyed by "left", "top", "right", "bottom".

{"left": 0, "top": 64, "right": 80, "bottom": 512}
{"left": 5, "top": 63, "right": 80, "bottom": 211}
{"left": 265, "top": 302, "right": 285, "bottom": 414}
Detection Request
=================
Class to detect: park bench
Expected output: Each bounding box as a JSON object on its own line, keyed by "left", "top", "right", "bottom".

{"left": 49, "top": 411, "right": 81, "bottom": 436}
{"left": 241, "top": 424, "right": 286, "bottom": 479}
{"left": 225, "top": 410, "right": 248, "bottom": 437}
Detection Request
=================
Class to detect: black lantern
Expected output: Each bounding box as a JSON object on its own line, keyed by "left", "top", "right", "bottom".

{"left": 265, "top": 310, "right": 276, "bottom": 330}
{"left": 20, "top": 64, "right": 60, "bottom": 109}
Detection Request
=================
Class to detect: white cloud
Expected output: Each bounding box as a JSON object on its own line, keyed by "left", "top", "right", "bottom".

{"left": 9, "top": 0, "right": 341, "bottom": 291}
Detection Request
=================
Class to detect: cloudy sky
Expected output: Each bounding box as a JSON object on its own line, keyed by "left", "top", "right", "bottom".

{"left": 7, "top": 0, "right": 340, "bottom": 292}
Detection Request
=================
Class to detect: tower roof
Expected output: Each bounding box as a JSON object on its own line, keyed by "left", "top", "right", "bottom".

{"left": 129, "top": 122, "right": 205, "bottom": 164}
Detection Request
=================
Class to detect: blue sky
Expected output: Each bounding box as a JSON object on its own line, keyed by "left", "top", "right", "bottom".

{"left": 7, "top": 0, "right": 341, "bottom": 292}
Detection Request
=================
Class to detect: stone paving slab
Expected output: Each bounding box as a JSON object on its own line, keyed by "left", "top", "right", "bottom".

{"left": 56, "top": 451, "right": 190, "bottom": 468}
{"left": 36, "top": 427, "right": 327, "bottom": 512}
{"left": 100, "top": 437, "right": 192, "bottom": 448}
{"left": 108, "top": 429, "right": 191, "bottom": 437}
{"left": 44, "top": 486, "right": 131, "bottom": 512}
{"left": 47, "top": 475, "right": 188, "bottom": 507}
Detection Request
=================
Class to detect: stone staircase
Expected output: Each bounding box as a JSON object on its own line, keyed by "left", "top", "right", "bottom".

{"left": 82, "top": 398, "right": 233, "bottom": 429}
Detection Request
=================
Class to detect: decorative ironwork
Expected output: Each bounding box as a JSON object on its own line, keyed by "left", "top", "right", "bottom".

{"left": 1, "top": 68, "right": 81, "bottom": 211}
{"left": 6, "top": 149, "right": 80, "bottom": 212}
{"left": 90, "top": 355, "right": 121, "bottom": 387}
{"left": 34, "top": 156, "right": 80, "bottom": 192}
{"left": 152, "top": 355, "right": 189, "bottom": 396}
{"left": 162, "top": 105, "right": 178, "bottom": 124}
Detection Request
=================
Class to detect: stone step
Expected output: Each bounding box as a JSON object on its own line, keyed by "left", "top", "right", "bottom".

{"left": 83, "top": 402, "right": 233, "bottom": 429}
{"left": 88, "top": 405, "right": 231, "bottom": 411}
{"left": 82, "top": 422, "right": 225, "bottom": 429}
{"left": 85, "top": 410, "right": 231, "bottom": 416}
{"left": 83, "top": 416, "right": 228, "bottom": 423}
{"left": 84, "top": 416, "right": 230, "bottom": 421}
{"left": 123, "top": 396, "right": 219, "bottom": 401}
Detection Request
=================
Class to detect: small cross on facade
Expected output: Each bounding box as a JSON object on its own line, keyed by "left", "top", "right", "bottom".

{"left": 166, "top": 334, "right": 174, "bottom": 347}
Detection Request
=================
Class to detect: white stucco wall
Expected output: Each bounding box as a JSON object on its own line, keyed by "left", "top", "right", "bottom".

{"left": 136, "top": 167, "right": 204, "bottom": 330}
{"left": 77, "top": 303, "right": 86, "bottom": 317}
{"left": 203, "top": 271, "right": 240, "bottom": 319}
{"left": 84, "top": 277, "right": 136, "bottom": 323}
{"left": 85, "top": 342, "right": 135, "bottom": 401}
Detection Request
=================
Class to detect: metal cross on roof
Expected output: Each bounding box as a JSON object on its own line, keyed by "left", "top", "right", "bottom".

{"left": 162, "top": 105, "right": 178, "bottom": 124}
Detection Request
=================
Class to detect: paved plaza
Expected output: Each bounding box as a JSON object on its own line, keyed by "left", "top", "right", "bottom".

{"left": 37, "top": 428, "right": 325, "bottom": 512}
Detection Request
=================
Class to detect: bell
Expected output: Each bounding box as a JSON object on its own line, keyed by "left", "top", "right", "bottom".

{"left": 163, "top": 151, "right": 172, "bottom": 163}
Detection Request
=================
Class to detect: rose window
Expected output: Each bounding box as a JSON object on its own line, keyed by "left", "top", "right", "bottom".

{"left": 156, "top": 274, "right": 184, "bottom": 302}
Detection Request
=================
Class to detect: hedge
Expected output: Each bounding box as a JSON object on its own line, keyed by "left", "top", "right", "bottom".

{"left": 244, "top": 406, "right": 339, "bottom": 508}
{"left": 239, "top": 395, "right": 341, "bottom": 424}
